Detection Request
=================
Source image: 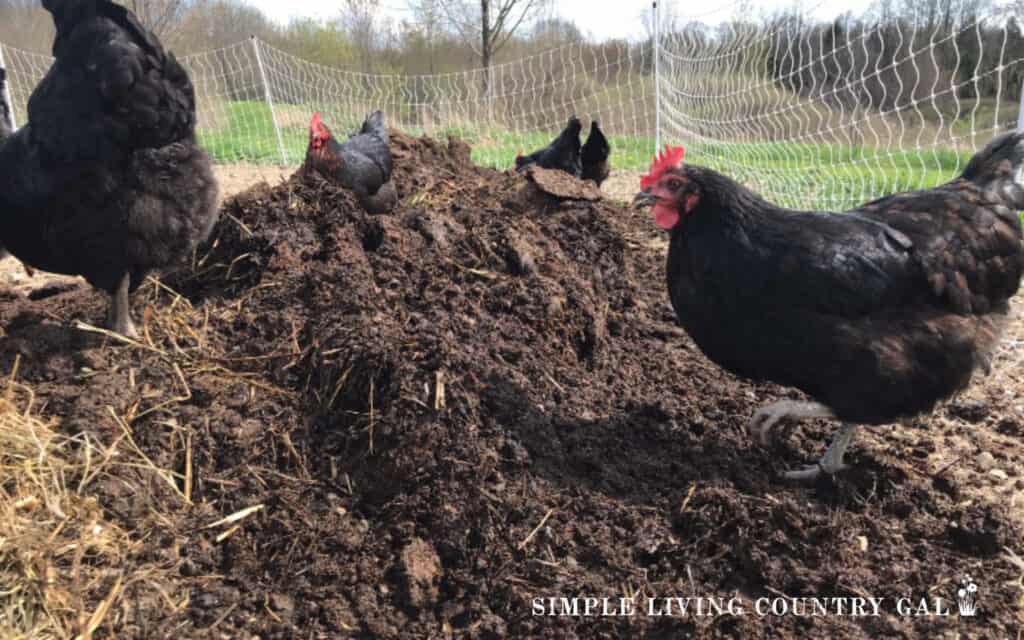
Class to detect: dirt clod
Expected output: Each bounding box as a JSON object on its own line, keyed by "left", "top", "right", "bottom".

{"left": 398, "top": 538, "right": 442, "bottom": 610}
{"left": 524, "top": 165, "right": 603, "bottom": 201}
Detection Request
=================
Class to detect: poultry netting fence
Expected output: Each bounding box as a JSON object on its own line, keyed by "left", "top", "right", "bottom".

{"left": 0, "top": 36, "right": 655, "bottom": 174}
{"left": 1, "top": 0, "right": 1023, "bottom": 211}
{"left": 660, "top": 3, "right": 1024, "bottom": 210}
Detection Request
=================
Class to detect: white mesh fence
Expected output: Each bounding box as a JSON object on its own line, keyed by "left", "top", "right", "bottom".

{"left": 0, "top": 36, "right": 654, "bottom": 172}
{"left": 0, "top": 43, "right": 50, "bottom": 130}
{"left": 252, "top": 38, "right": 655, "bottom": 170}
{"left": 658, "top": 3, "right": 1024, "bottom": 209}
{"left": 1, "top": 4, "right": 1023, "bottom": 211}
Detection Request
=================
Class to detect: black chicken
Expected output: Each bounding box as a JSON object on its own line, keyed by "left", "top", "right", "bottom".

{"left": 304, "top": 110, "right": 397, "bottom": 214}
{"left": 580, "top": 120, "right": 611, "bottom": 187}
{"left": 635, "top": 134, "right": 1024, "bottom": 480}
{"left": 0, "top": 0, "right": 218, "bottom": 338}
{"left": 515, "top": 116, "right": 583, "bottom": 177}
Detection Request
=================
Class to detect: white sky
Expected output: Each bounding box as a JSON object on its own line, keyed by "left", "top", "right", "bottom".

{"left": 245, "top": 0, "right": 880, "bottom": 42}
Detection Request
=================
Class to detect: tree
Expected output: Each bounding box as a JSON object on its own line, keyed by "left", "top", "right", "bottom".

{"left": 278, "top": 18, "right": 354, "bottom": 68}
{"left": 407, "top": 0, "right": 444, "bottom": 73}
{"left": 124, "top": 0, "right": 188, "bottom": 40}
{"left": 173, "top": 0, "right": 277, "bottom": 52}
{"left": 531, "top": 17, "right": 582, "bottom": 47}
{"left": 340, "top": 0, "right": 383, "bottom": 73}
{"left": 640, "top": 0, "right": 678, "bottom": 42}
{"left": 435, "top": 0, "right": 549, "bottom": 84}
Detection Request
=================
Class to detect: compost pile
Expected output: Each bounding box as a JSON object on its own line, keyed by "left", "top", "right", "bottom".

{"left": 0, "top": 132, "right": 1021, "bottom": 639}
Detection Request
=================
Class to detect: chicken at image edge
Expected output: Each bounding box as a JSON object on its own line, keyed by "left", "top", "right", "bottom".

{"left": 635, "top": 131, "right": 1024, "bottom": 480}
{"left": 0, "top": 0, "right": 219, "bottom": 338}
{"left": 304, "top": 110, "right": 398, "bottom": 214}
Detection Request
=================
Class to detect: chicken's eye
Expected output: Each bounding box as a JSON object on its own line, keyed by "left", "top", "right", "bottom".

{"left": 666, "top": 177, "right": 683, "bottom": 191}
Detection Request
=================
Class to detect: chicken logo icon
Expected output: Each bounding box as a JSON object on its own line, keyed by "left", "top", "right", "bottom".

{"left": 957, "top": 575, "right": 979, "bottom": 617}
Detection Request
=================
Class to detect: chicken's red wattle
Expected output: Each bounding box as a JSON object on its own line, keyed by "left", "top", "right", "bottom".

{"left": 654, "top": 204, "right": 678, "bottom": 230}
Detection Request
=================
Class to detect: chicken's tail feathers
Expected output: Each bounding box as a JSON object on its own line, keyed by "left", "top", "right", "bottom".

{"left": 961, "top": 129, "right": 1024, "bottom": 210}
{"left": 360, "top": 109, "right": 387, "bottom": 138}
{"left": 41, "top": 0, "right": 98, "bottom": 39}
{"left": 566, "top": 115, "right": 583, "bottom": 135}
{"left": 549, "top": 116, "right": 583, "bottom": 152}
{"left": 582, "top": 120, "right": 610, "bottom": 160}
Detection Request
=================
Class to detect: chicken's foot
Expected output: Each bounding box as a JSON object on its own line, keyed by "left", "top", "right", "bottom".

{"left": 106, "top": 272, "right": 138, "bottom": 339}
{"left": 748, "top": 400, "right": 834, "bottom": 444}
{"left": 781, "top": 423, "right": 857, "bottom": 481}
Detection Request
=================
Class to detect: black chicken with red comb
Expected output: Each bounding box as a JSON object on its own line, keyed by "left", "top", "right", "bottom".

{"left": 304, "top": 110, "right": 397, "bottom": 214}
{"left": 635, "top": 134, "right": 1024, "bottom": 480}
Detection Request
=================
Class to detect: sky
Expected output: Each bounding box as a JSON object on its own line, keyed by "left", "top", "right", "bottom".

{"left": 245, "top": 0, "right": 880, "bottom": 42}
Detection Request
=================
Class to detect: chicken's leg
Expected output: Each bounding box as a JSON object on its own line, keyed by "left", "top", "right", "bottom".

{"left": 781, "top": 423, "right": 857, "bottom": 481}
{"left": 106, "top": 272, "right": 138, "bottom": 339}
{"left": 748, "top": 400, "right": 834, "bottom": 444}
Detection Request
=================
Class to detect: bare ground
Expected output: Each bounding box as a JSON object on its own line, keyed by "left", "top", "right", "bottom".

{"left": 1, "top": 158, "right": 1021, "bottom": 526}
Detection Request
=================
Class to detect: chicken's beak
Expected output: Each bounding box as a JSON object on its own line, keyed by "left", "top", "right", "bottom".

{"left": 633, "top": 190, "right": 659, "bottom": 209}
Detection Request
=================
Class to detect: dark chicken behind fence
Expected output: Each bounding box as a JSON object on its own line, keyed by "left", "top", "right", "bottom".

{"left": 304, "top": 110, "right": 398, "bottom": 214}
{"left": 0, "top": 0, "right": 219, "bottom": 338}
{"left": 635, "top": 132, "right": 1024, "bottom": 480}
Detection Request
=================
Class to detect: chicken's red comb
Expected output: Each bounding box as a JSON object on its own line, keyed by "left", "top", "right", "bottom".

{"left": 310, "top": 112, "right": 331, "bottom": 143}
{"left": 640, "top": 145, "right": 686, "bottom": 189}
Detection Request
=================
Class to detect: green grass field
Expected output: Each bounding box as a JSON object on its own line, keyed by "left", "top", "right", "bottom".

{"left": 199, "top": 101, "right": 984, "bottom": 210}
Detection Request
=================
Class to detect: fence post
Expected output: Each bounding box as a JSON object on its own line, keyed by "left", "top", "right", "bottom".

{"left": 251, "top": 36, "right": 288, "bottom": 166}
{"left": 0, "top": 44, "right": 15, "bottom": 131}
{"left": 653, "top": 1, "right": 660, "bottom": 153}
{"left": 488, "top": 65, "right": 496, "bottom": 126}
{"left": 1018, "top": 77, "right": 1024, "bottom": 129}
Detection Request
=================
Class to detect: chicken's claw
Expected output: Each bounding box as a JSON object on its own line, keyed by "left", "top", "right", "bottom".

{"left": 747, "top": 400, "right": 834, "bottom": 445}
{"left": 780, "top": 423, "right": 856, "bottom": 482}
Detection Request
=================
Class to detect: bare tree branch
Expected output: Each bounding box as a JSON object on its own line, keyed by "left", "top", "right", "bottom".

{"left": 436, "top": 0, "right": 482, "bottom": 55}
{"left": 126, "top": 0, "right": 187, "bottom": 40}
{"left": 434, "top": 0, "right": 547, "bottom": 68}
{"left": 491, "top": 0, "right": 538, "bottom": 53}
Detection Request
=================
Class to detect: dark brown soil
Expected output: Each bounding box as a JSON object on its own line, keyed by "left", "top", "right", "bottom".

{"left": 1, "top": 132, "right": 1021, "bottom": 639}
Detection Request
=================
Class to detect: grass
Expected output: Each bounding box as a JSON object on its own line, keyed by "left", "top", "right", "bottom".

{"left": 198, "top": 102, "right": 307, "bottom": 165}
{"left": 199, "top": 100, "right": 990, "bottom": 210}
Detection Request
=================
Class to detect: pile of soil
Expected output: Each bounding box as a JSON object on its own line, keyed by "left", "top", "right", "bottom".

{"left": 0, "top": 131, "right": 1021, "bottom": 638}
